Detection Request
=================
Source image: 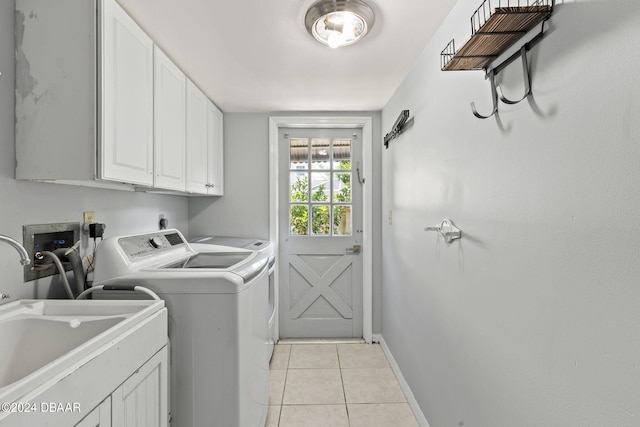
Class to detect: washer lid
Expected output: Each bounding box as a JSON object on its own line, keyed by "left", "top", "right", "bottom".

{"left": 157, "top": 250, "right": 269, "bottom": 283}
{"left": 160, "top": 252, "right": 251, "bottom": 269}
{"left": 189, "top": 236, "right": 270, "bottom": 251}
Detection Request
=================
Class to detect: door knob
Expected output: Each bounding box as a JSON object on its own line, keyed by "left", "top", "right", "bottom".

{"left": 345, "top": 245, "right": 361, "bottom": 254}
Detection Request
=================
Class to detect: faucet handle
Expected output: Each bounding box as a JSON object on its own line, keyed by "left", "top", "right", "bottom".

{"left": 1, "top": 294, "right": 11, "bottom": 300}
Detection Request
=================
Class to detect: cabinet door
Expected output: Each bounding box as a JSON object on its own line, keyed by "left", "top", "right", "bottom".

{"left": 112, "top": 347, "right": 169, "bottom": 427}
{"left": 206, "top": 101, "right": 224, "bottom": 195}
{"left": 75, "top": 397, "right": 112, "bottom": 427}
{"left": 185, "top": 79, "right": 209, "bottom": 194}
{"left": 100, "top": 0, "right": 154, "bottom": 186}
{"left": 154, "top": 47, "right": 186, "bottom": 191}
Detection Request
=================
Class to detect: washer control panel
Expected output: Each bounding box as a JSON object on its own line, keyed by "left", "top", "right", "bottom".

{"left": 117, "top": 230, "right": 186, "bottom": 259}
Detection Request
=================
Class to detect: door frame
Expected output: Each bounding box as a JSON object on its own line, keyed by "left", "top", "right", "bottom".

{"left": 269, "top": 116, "right": 373, "bottom": 344}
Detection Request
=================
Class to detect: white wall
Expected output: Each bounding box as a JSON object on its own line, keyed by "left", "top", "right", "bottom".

{"left": 381, "top": 0, "right": 640, "bottom": 426}
{"left": 189, "top": 112, "right": 384, "bottom": 333}
{"left": 189, "top": 114, "right": 270, "bottom": 239}
{"left": 0, "top": 0, "right": 188, "bottom": 300}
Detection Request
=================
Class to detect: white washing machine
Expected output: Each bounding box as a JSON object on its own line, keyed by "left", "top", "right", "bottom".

{"left": 92, "top": 230, "right": 270, "bottom": 427}
{"left": 189, "top": 236, "right": 276, "bottom": 359}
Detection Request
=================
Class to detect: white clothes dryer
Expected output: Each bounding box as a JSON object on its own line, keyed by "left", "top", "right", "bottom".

{"left": 92, "top": 229, "right": 270, "bottom": 427}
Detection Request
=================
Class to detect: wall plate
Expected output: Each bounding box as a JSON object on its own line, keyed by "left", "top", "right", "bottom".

{"left": 22, "top": 222, "right": 81, "bottom": 282}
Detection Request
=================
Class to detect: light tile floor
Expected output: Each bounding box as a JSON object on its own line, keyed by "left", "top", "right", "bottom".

{"left": 267, "top": 341, "right": 419, "bottom": 427}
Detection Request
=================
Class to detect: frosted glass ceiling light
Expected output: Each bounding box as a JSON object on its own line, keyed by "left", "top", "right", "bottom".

{"left": 305, "top": 0, "right": 375, "bottom": 48}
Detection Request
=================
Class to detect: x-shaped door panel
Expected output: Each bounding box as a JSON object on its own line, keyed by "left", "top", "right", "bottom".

{"left": 288, "top": 255, "right": 354, "bottom": 320}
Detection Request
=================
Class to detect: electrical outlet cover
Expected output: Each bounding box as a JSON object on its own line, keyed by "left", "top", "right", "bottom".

{"left": 83, "top": 211, "right": 95, "bottom": 224}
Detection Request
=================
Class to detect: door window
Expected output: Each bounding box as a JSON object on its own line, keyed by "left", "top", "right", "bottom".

{"left": 289, "top": 137, "right": 353, "bottom": 236}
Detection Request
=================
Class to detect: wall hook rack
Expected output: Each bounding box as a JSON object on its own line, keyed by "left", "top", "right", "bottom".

{"left": 425, "top": 219, "right": 462, "bottom": 243}
{"left": 440, "top": 0, "right": 554, "bottom": 119}
{"left": 384, "top": 110, "right": 410, "bottom": 149}
{"left": 471, "top": 69, "right": 498, "bottom": 119}
{"left": 496, "top": 45, "right": 531, "bottom": 105}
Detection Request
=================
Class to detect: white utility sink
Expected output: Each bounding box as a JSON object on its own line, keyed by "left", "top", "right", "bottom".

{"left": 0, "top": 299, "right": 165, "bottom": 406}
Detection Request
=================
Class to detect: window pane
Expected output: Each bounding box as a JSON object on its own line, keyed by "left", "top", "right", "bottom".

{"left": 332, "top": 139, "right": 351, "bottom": 169}
{"left": 333, "top": 205, "right": 352, "bottom": 235}
{"left": 310, "top": 172, "right": 330, "bottom": 202}
{"left": 311, "top": 138, "right": 330, "bottom": 170}
{"left": 290, "top": 205, "right": 308, "bottom": 235}
{"left": 290, "top": 172, "right": 309, "bottom": 202}
{"left": 290, "top": 138, "right": 309, "bottom": 169}
{"left": 311, "top": 205, "right": 331, "bottom": 235}
{"left": 333, "top": 172, "right": 351, "bottom": 202}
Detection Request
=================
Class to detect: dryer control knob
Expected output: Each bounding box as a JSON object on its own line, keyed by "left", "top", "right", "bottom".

{"left": 149, "top": 236, "right": 164, "bottom": 248}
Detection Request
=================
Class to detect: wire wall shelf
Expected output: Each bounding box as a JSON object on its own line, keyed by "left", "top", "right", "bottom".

{"left": 441, "top": 0, "right": 553, "bottom": 72}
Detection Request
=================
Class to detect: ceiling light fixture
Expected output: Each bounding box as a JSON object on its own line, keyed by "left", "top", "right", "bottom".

{"left": 305, "top": 0, "right": 375, "bottom": 49}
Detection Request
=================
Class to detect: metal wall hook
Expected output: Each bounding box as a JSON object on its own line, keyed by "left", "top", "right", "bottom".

{"left": 424, "top": 219, "right": 462, "bottom": 243}
{"left": 471, "top": 69, "right": 498, "bottom": 119}
{"left": 356, "top": 161, "right": 365, "bottom": 185}
{"left": 384, "top": 110, "right": 410, "bottom": 148}
{"left": 496, "top": 45, "right": 531, "bottom": 105}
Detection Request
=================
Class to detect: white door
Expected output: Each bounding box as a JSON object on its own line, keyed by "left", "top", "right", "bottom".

{"left": 100, "top": 0, "right": 154, "bottom": 186}
{"left": 153, "top": 46, "right": 186, "bottom": 191}
{"left": 279, "top": 128, "right": 363, "bottom": 338}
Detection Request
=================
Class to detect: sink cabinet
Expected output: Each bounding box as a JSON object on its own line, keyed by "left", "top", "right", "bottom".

{"left": 75, "top": 398, "right": 111, "bottom": 427}
{"left": 75, "top": 348, "right": 168, "bottom": 427}
{"left": 0, "top": 307, "right": 168, "bottom": 427}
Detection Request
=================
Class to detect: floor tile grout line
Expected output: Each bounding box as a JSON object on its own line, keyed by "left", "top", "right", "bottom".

{"left": 276, "top": 345, "right": 291, "bottom": 426}
{"left": 337, "top": 345, "right": 352, "bottom": 426}
{"left": 279, "top": 403, "right": 351, "bottom": 406}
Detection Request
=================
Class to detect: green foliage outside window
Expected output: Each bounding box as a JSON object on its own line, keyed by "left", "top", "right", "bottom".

{"left": 290, "top": 175, "right": 309, "bottom": 235}
{"left": 290, "top": 161, "right": 352, "bottom": 236}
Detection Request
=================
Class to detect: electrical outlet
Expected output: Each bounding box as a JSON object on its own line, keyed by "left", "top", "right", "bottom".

{"left": 83, "top": 211, "right": 95, "bottom": 225}
{"left": 159, "top": 214, "right": 168, "bottom": 230}
{"left": 83, "top": 211, "right": 95, "bottom": 234}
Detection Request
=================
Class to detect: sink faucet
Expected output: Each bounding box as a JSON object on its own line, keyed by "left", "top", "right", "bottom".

{"left": 0, "top": 234, "right": 31, "bottom": 266}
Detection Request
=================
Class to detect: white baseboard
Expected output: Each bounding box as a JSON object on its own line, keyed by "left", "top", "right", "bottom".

{"left": 378, "top": 336, "right": 431, "bottom": 427}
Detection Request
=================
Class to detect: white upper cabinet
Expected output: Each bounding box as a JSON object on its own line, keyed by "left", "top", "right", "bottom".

{"left": 15, "top": 0, "right": 153, "bottom": 188}
{"left": 15, "top": 0, "right": 223, "bottom": 195}
{"left": 186, "top": 79, "right": 209, "bottom": 194}
{"left": 207, "top": 101, "right": 224, "bottom": 196}
{"left": 153, "top": 47, "right": 186, "bottom": 191}
{"left": 186, "top": 80, "right": 224, "bottom": 195}
{"left": 100, "top": 0, "right": 154, "bottom": 186}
